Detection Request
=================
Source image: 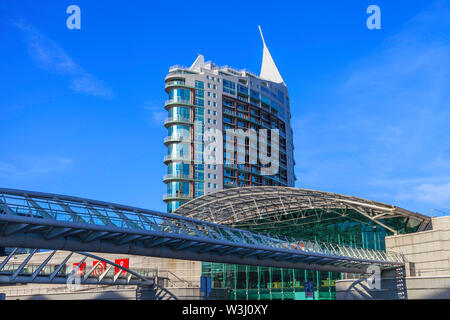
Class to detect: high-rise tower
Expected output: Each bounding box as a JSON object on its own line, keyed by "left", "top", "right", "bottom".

{"left": 163, "top": 27, "right": 296, "bottom": 213}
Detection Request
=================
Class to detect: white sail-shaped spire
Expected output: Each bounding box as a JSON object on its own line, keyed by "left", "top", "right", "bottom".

{"left": 190, "top": 54, "right": 205, "bottom": 70}
{"left": 259, "top": 26, "right": 285, "bottom": 85}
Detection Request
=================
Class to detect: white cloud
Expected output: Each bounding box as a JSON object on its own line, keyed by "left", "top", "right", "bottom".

{"left": 14, "top": 21, "right": 114, "bottom": 99}
{"left": 396, "top": 182, "right": 450, "bottom": 206}
{"left": 415, "top": 182, "right": 450, "bottom": 204}
{"left": 143, "top": 102, "right": 166, "bottom": 126}
{"left": 0, "top": 156, "right": 74, "bottom": 179}
{"left": 293, "top": 2, "right": 450, "bottom": 212}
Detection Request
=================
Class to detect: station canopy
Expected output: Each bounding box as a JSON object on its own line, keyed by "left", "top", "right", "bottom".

{"left": 174, "top": 186, "right": 431, "bottom": 237}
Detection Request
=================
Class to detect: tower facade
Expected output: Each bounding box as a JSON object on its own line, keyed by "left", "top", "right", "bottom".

{"left": 163, "top": 29, "right": 296, "bottom": 213}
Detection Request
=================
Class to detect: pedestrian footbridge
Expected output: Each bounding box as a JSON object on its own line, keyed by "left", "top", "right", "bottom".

{"left": 0, "top": 188, "right": 405, "bottom": 278}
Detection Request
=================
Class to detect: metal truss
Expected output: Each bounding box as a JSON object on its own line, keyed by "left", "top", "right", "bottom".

{"left": 0, "top": 248, "right": 154, "bottom": 286}
{"left": 0, "top": 188, "right": 405, "bottom": 274}
{"left": 174, "top": 186, "right": 431, "bottom": 234}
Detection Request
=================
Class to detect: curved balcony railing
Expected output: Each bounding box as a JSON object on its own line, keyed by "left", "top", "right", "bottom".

{"left": 164, "top": 99, "right": 193, "bottom": 109}
{"left": 169, "top": 65, "right": 189, "bottom": 71}
{"left": 162, "top": 193, "right": 193, "bottom": 202}
{"left": 163, "top": 135, "right": 191, "bottom": 145}
{"left": 164, "top": 116, "right": 192, "bottom": 127}
{"left": 164, "top": 82, "right": 195, "bottom": 93}
{"left": 163, "top": 155, "right": 192, "bottom": 163}
{"left": 163, "top": 174, "right": 193, "bottom": 183}
{"left": 224, "top": 180, "right": 237, "bottom": 187}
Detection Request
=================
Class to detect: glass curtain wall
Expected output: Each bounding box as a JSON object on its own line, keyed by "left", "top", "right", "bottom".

{"left": 202, "top": 212, "right": 391, "bottom": 300}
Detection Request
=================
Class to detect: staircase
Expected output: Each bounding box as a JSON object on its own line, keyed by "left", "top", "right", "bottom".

{"left": 395, "top": 266, "right": 408, "bottom": 300}
{"left": 136, "top": 283, "right": 178, "bottom": 300}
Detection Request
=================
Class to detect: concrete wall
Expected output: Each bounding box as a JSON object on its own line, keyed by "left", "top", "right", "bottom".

{"left": 385, "top": 216, "right": 450, "bottom": 277}
{"left": 337, "top": 216, "right": 450, "bottom": 299}
{"left": 3, "top": 286, "right": 203, "bottom": 300}
{"left": 336, "top": 278, "right": 399, "bottom": 300}
{"left": 5, "top": 287, "right": 138, "bottom": 300}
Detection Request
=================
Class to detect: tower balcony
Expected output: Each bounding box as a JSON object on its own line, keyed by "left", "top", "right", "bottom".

{"left": 163, "top": 135, "right": 191, "bottom": 146}
{"left": 163, "top": 155, "right": 192, "bottom": 164}
{"left": 163, "top": 174, "right": 194, "bottom": 183}
{"left": 164, "top": 82, "right": 195, "bottom": 93}
{"left": 164, "top": 99, "right": 194, "bottom": 110}
{"left": 164, "top": 116, "right": 193, "bottom": 128}
{"left": 162, "top": 193, "right": 193, "bottom": 202}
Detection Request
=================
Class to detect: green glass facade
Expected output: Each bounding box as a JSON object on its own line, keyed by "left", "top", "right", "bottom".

{"left": 202, "top": 263, "right": 339, "bottom": 300}
{"left": 201, "top": 208, "right": 424, "bottom": 300}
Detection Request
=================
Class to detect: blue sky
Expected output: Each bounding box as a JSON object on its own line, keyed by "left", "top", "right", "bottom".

{"left": 0, "top": 1, "right": 449, "bottom": 215}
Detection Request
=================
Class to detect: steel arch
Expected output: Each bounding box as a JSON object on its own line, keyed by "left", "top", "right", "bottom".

{"left": 0, "top": 248, "right": 154, "bottom": 286}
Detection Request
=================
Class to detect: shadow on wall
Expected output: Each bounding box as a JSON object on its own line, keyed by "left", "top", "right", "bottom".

{"left": 6, "top": 289, "right": 136, "bottom": 300}
{"left": 338, "top": 277, "right": 450, "bottom": 300}
{"left": 94, "top": 290, "right": 136, "bottom": 300}
{"left": 340, "top": 278, "right": 374, "bottom": 300}
{"left": 14, "top": 294, "right": 49, "bottom": 301}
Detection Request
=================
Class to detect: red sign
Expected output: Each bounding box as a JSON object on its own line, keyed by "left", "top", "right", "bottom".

{"left": 114, "top": 258, "right": 129, "bottom": 275}
{"left": 73, "top": 262, "right": 86, "bottom": 276}
{"left": 92, "top": 260, "right": 107, "bottom": 277}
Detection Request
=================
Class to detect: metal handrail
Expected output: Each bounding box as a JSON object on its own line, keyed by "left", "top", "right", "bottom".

{"left": 0, "top": 189, "right": 405, "bottom": 267}
{"left": 163, "top": 174, "right": 193, "bottom": 181}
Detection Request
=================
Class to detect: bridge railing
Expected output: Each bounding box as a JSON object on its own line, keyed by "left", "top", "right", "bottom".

{"left": 0, "top": 249, "right": 157, "bottom": 287}
{"left": 0, "top": 190, "right": 405, "bottom": 265}
{"left": 0, "top": 263, "right": 158, "bottom": 280}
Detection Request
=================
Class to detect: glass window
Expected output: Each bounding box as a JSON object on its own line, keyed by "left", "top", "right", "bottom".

{"left": 169, "top": 88, "right": 190, "bottom": 102}
{"left": 169, "top": 106, "right": 190, "bottom": 119}
{"left": 194, "top": 181, "right": 204, "bottom": 197}
{"left": 167, "top": 79, "right": 185, "bottom": 86}
{"left": 168, "top": 124, "right": 190, "bottom": 138}
{"left": 167, "top": 181, "right": 190, "bottom": 195}
{"left": 167, "top": 143, "right": 190, "bottom": 158}
{"left": 237, "top": 84, "right": 248, "bottom": 95}
{"left": 195, "top": 168, "right": 204, "bottom": 181}
{"left": 167, "top": 201, "right": 187, "bottom": 213}
{"left": 167, "top": 163, "right": 190, "bottom": 175}
{"left": 223, "top": 79, "right": 236, "bottom": 95}
{"left": 195, "top": 80, "right": 204, "bottom": 89}
{"left": 261, "top": 94, "right": 271, "bottom": 106}
{"left": 250, "top": 89, "right": 260, "bottom": 100}
{"left": 194, "top": 107, "right": 204, "bottom": 123}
